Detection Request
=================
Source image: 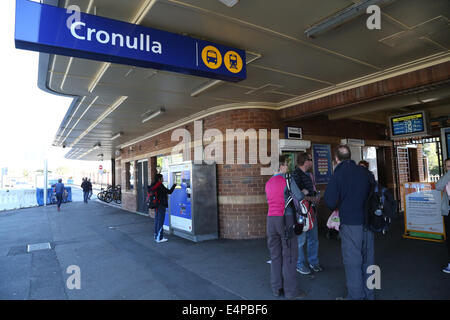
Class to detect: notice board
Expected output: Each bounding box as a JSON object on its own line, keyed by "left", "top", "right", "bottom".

{"left": 312, "top": 144, "right": 333, "bottom": 184}
{"left": 401, "top": 182, "right": 446, "bottom": 242}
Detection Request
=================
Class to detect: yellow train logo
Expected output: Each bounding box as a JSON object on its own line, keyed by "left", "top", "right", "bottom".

{"left": 224, "top": 51, "right": 243, "bottom": 73}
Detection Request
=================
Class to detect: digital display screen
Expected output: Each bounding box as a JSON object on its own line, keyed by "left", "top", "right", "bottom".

{"left": 391, "top": 112, "right": 426, "bottom": 137}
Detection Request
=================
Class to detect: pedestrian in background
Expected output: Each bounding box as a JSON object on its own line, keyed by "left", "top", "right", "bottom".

{"left": 81, "top": 178, "right": 90, "bottom": 204}
{"left": 435, "top": 158, "right": 450, "bottom": 274}
{"left": 324, "top": 145, "right": 374, "bottom": 300}
{"left": 358, "top": 160, "right": 376, "bottom": 185}
{"left": 88, "top": 178, "right": 93, "bottom": 200}
{"left": 52, "top": 178, "right": 65, "bottom": 212}
{"left": 292, "top": 152, "right": 322, "bottom": 275}
{"left": 266, "top": 155, "right": 306, "bottom": 300}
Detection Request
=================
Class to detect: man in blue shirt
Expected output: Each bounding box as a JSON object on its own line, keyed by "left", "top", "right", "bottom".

{"left": 324, "top": 145, "right": 374, "bottom": 300}
{"left": 52, "top": 178, "right": 65, "bottom": 212}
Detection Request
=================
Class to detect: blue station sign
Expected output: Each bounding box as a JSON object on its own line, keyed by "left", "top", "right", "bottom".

{"left": 14, "top": 0, "right": 246, "bottom": 82}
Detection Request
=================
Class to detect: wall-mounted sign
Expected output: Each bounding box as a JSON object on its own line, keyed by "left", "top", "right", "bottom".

{"left": 285, "top": 127, "right": 302, "bottom": 140}
{"left": 14, "top": 0, "right": 246, "bottom": 82}
{"left": 341, "top": 138, "right": 365, "bottom": 147}
{"left": 401, "top": 182, "right": 445, "bottom": 242}
{"left": 389, "top": 111, "right": 429, "bottom": 139}
{"left": 312, "top": 144, "right": 333, "bottom": 184}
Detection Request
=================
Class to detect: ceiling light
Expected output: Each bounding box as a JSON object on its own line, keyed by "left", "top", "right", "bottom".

{"left": 88, "top": 63, "right": 110, "bottom": 93}
{"left": 305, "top": 0, "right": 394, "bottom": 39}
{"left": 93, "top": 143, "right": 101, "bottom": 150}
{"left": 97, "top": 154, "right": 104, "bottom": 158}
{"left": 218, "top": 0, "right": 239, "bottom": 7}
{"left": 70, "top": 96, "right": 127, "bottom": 148}
{"left": 191, "top": 80, "right": 223, "bottom": 97}
{"left": 111, "top": 132, "right": 123, "bottom": 140}
{"left": 142, "top": 107, "right": 165, "bottom": 123}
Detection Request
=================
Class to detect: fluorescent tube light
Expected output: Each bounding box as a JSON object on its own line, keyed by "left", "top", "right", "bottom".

{"left": 142, "top": 108, "right": 164, "bottom": 123}
{"left": 88, "top": 63, "right": 110, "bottom": 93}
{"left": 111, "top": 132, "right": 123, "bottom": 140}
{"left": 305, "top": 0, "right": 393, "bottom": 39}
{"left": 191, "top": 80, "right": 223, "bottom": 97}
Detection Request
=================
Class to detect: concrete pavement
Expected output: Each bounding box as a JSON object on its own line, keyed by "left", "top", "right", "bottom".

{"left": 0, "top": 200, "right": 449, "bottom": 300}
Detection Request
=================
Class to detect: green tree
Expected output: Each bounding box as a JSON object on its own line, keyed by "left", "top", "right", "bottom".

{"left": 423, "top": 143, "right": 439, "bottom": 175}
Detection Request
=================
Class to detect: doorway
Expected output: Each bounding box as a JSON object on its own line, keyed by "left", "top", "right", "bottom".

{"left": 136, "top": 160, "right": 149, "bottom": 214}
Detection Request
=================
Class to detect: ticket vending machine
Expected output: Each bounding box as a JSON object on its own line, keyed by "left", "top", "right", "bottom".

{"left": 168, "top": 161, "right": 218, "bottom": 242}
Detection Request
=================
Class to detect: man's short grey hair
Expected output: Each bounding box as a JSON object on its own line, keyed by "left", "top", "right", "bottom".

{"left": 335, "top": 145, "right": 351, "bottom": 161}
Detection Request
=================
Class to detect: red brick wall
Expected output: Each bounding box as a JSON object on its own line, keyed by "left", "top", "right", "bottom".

{"left": 119, "top": 109, "right": 281, "bottom": 239}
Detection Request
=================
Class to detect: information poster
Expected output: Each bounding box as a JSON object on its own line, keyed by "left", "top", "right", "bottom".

{"left": 402, "top": 182, "right": 445, "bottom": 242}
{"left": 312, "top": 144, "right": 333, "bottom": 184}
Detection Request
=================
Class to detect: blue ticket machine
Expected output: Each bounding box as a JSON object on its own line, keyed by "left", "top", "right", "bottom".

{"left": 168, "top": 161, "right": 218, "bottom": 242}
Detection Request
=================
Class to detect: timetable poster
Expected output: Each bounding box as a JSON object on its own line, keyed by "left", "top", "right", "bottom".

{"left": 312, "top": 144, "right": 333, "bottom": 184}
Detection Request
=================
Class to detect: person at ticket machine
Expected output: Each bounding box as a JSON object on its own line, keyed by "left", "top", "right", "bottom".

{"left": 148, "top": 174, "right": 177, "bottom": 243}
{"left": 435, "top": 158, "right": 450, "bottom": 274}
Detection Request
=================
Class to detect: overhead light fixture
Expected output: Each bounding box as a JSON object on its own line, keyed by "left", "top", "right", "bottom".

{"left": 93, "top": 143, "right": 101, "bottom": 150}
{"left": 60, "top": 57, "right": 74, "bottom": 91}
{"left": 191, "top": 80, "right": 223, "bottom": 97}
{"left": 70, "top": 96, "right": 127, "bottom": 148}
{"left": 305, "top": 0, "right": 393, "bottom": 39}
{"left": 218, "top": 0, "right": 239, "bottom": 7}
{"left": 97, "top": 154, "right": 104, "bottom": 158}
{"left": 111, "top": 132, "right": 123, "bottom": 140}
{"left": 88, "top": 62, "right": 111, "bottom": 93}
{"left": 56, "top": 96, "right": 86, "bottom": 146}
{"left": 142, "top": 107, "right": 165, "bottom": 123}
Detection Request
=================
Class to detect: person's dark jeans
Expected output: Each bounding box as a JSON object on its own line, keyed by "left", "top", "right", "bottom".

{"left": 56, "top": 193, "right": 63, "bottom": 208}
{"left": 154, "top": 206, "right": 166, "bottom": 241}
{"left": 83, "top": 191, "right": 89, "bottom": 203}
{"left": 340, "top": 224, "right": 375, "bottom": 300}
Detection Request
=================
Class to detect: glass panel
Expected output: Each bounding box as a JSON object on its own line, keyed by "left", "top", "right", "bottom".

{"left": 363, "top": 146, "right": 378, "bottom": 181}
{"left": 129, "top": 162, "right": 134, "bottom": 190}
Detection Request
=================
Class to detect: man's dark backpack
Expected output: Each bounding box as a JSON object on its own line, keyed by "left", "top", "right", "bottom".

{"left": 365, "top": 183, "right": 397, "bottom": 234}
{"left": 146, "top": 183, "right": 160, "bottom": 209}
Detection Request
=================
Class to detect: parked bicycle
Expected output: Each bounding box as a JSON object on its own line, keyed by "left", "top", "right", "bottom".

{"left": 97, "top": 185, "right": 121, "bottom": 204}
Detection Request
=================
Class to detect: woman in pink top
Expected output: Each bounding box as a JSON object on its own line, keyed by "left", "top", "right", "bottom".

{"left": 265, "top": 155, "right": 306, "bottom": 299}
